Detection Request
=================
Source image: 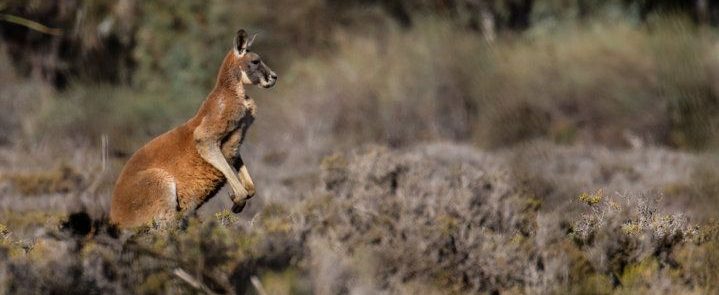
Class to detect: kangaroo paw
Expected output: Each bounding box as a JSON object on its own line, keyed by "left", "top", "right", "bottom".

{"left": 231, "top": 199, "right": 247, "bottom": 213}
{"left": 228, "top": 192, "right": 248, "bottom": 213}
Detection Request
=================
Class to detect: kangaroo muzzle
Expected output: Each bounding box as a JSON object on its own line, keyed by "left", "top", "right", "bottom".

{"left": 260, "top": 71, "right": 278, "bottom": 88}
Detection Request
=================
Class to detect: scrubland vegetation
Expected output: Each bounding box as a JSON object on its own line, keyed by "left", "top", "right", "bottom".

{"left": 1, "top": 0, "right": 719, "bottom": 294}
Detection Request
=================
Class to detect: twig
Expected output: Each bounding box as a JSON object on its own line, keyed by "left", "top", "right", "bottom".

{"left": 101, "top": 134, "right": 108, "bottom": 172}
{"left": 173, "top": 268, "right": 220, "bottom": 295}
{"left": 0, "top": 13, "right": 63, "bottom": 36}
{"left": 250, "top": 276, "right": 269, "bottom": 295}
{"left": 124, "top": 242, "right": 236, "bottom": 295}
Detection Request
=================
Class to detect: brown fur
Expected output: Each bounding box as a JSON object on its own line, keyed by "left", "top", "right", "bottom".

{"left": 110, "top": 30, "right": 277, "bottom": 228}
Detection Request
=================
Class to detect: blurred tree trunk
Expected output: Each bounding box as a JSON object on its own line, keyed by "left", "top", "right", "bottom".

{"left": 478, "top": 0, "right": 496, "bottom": 42}
{"left": 507, "top": 0, "right": 533, "bottom": 30}
{"left": 464, "top": 0, "right": 496, "bottom": 42}
{"left": 689, "top": 0, "right": 719, "bottom": 26}
{"left": 577, "top": 0, "right": 591, "bottom": 19}
{"left": 696, "top": 0, "right": 709, "bottom": 25}
{"left": 633, "top": 0, "right": 710, "bottom": 23}
{"left": 382, "top": 0, "right": 412, "bottom": 27}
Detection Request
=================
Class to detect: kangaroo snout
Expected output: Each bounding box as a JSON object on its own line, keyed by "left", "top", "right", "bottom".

{"left": 261, "top": 72, "right": 277, "bottom": 88}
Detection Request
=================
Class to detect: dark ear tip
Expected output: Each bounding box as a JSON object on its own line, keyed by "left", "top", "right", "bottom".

{"left": 237, "top": 29, "right": 248, "bottom": 37}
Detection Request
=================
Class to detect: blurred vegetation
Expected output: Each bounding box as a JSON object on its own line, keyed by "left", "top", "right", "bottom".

{"left": 1, "top": 0, "right": 719, "bottom": 151}
{"left": 1, "top": 2, "right": 719, "bottom": 292}
{"left": 0, "top": 145, "right": 718, "bottom": 294}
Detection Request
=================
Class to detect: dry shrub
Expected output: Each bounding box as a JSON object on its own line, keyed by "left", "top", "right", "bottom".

{"left": 32, "top": 85, "right": 196, "bottom": 153}
{"left": 304, "top": 144, "right": 715, "bottom": 293}
{"left": 674, "top": 223, "right": 719, "bottom": 293}
{"left": 308, "top": 144, "right": 533, "bottom": 292}
{"left": 260, "top": 19, "right": 486, "bottom": 148}
{"left": 473, "top": 19, "right": 696, "bottom": 148}
{"left": 661, "top": 154, "right": 719, "bottom": 220}
{"left": 249, "top": 16, "right": 719, "bottom": 155}
{"left": 11, "top": 15, "right": 718, "bottom": 157}
{"left": 0, "top": 211, "right": 303, "bottom": 294}
{"left": 571, "top": 191, "right": 695, "bottom": 272}
{"left": 292, "top": 144, "right": 718, "bottom": 293}
{"left": 690, "top": 157, "right": 719, "bottom": 206}
{"left": 503, "top": 140, "right": 701, "bottom": 215}
{"left": 650, "top": 18, "right": 719, "bottom": 150}
{"left": 0, "top": 143, "right": 717, "bottom": 294}
{"left": 0, "top": 46, "right": 49, "bottom": 146}
{"left": 2, "top": 163, "right": 84, "bottom": 195}
{"left": 566, "top": 190, "right": 719, "bottom": 294}
{"left": 3, "top": 3, "right": 719, "bottom": 154}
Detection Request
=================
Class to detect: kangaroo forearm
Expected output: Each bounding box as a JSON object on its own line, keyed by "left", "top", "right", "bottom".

{"left": 238, "top": 164, "right": 255, "bottom": 195}
{"left": 195, "top": 140, "right": 247, "bottom": 197}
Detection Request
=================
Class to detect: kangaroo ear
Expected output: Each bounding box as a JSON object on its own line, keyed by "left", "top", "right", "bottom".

{"left": 246, "top": 32, "right": 258, "bottom": 48}
{"left": 234, "top": 29, "right": 249, "bottom": 55}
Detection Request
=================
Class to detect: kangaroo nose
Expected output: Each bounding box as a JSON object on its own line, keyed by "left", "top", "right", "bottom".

{"left": 270, "top": 73, "right": 278, "bottom": 80}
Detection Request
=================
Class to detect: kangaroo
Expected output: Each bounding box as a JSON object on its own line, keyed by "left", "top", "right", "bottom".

{"left": 110, "top": 29, "right": 277, "bottom": 228}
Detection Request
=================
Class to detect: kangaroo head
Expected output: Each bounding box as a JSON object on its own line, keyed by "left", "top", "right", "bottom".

{"left": 223, "top": 29, "right": 277, "bottom": 89}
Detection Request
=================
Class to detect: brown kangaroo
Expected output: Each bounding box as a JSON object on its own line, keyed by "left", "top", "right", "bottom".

{"left": 110, "top": 29, "right": 277, "bottom": 228}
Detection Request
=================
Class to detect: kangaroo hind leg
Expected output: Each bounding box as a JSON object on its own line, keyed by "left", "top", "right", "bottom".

{"left": 114, "top": 169, "right": 179, "bottom": 228}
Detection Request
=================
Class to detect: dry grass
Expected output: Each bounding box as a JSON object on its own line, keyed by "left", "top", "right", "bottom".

{"left": 19, "top": 16, "right": 719, "bottom": 156}
{"left": 240, "top": 16, "right": 718, "bottom": 156}
{"left": 0, "top": 143, "right": 717, "bottom": 294}
{"left": 1, "top": 163, "right": 84, "bottom": 195}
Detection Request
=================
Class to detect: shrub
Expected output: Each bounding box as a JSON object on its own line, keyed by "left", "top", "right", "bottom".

{"left": 0, "top": 143, "right": 717, "bottom": 294}
{"left": 571, "top": 190, "right": 696, "bottom": 281}
{"left": 32, "top": 85, "right": 197, "bottom": 153}
{"left": 649, "top": 17, "right": 719, "bottom": 149}
{"left": 3, "top": 162, "right": 84, "bottom": 195}
{"left": 250, "top": 15, "right": 719, "bottom": 152}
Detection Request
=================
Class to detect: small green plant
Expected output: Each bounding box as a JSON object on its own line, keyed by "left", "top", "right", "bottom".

{"left": 214, "top": 209, "right": 240, "bottom": 226}
{"left": 0, "top": 223, "right": 8, "bottom": 238}
{"left": 621, "top": 222, "right": 641, "bottom": 235}
{"left": 578, "top": 189, "right": 603, "bottom": 206}
{"left": 619, "top": 257, "right": 661, "bottom": 291}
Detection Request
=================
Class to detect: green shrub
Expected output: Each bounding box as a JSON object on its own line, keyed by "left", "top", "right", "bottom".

{"left": 33, "top": 85, "right": 197, "bottom": 152}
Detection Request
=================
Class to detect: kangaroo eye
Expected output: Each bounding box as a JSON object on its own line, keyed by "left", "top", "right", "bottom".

{"left": 251, "top": 60, "right": 260, "bottom": 65}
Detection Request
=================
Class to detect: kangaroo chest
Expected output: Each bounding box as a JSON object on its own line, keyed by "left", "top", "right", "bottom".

{"left": 237, "top": 96, "right": 256, "bottom": 129}
{"left": 225, "top": 96, "right": 256, "bottom": 130}
{"left": 242, "top": 96, "right": 257, "bottom": 117}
